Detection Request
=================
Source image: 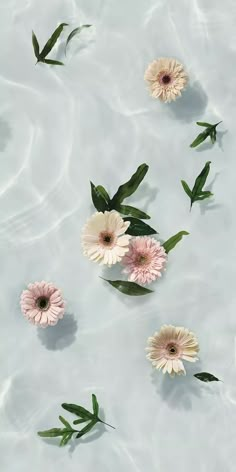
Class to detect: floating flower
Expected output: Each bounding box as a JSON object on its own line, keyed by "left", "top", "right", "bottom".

{"left": 82, "top": 211, "right": 131, "bottom": 265}
{"left": 146, "top": 325, "right": 199, "bottom": 376}
{"left": 144, "top": 57, "right": 188, "bottom": 102}
{"left": 122, "top": 236, "right": 167, "bottom": 285}
{"left": 20, "top": 281, "right": 65, "bottom": 328}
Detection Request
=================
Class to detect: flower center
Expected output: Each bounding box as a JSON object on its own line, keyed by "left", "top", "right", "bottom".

{"left": 161, "top": 74, "right": 171, "bottom": 84}
{"left": 99, "top": 231, "right": 115, "bottom": 247}
{"left": 167, "top": 344, "right": 177, "bottom": 355}
{"left": 36, "top": 296, "right": 50, "bottom": 311}
{"left": 136, "top": 254, "right": 148, "bottom": 266}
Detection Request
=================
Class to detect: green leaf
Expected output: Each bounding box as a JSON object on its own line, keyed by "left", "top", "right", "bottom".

{"left": 195, "top": 191, "right": 213, "bottom": 201}
{"left": 73, "top": 418, "right": 88, "bottom": 425}
{"left": 92, "top": 394, "right": 99, "bottom": 417}
{"left": 196, "top": 121, "right": 213, "bottom": 127}
{"left": 60, "top": 432, "right": 74, "bottom": 447}
{"left": 59, "top": 416, "right": 71, "bottom": 429}
{"left": 162, "top": 231, "right": 189, "bottom": 254}
{"left": 111, "top": 164, "right": 149, "bottom": 206}
{"left": 32, "top": 30, "right": 40, "bottom": 59}
{"left": 43, "top": 59, "right": 64, "bottom": 66}
{"left": 38, "top": 428, "right": 64, "bottom": 438}
{"left": 40, "top": 23, "right": 68, "bottom": 59}
{"left": 190, "top": 130, "right": 209, "bottom": 148}
{"left": 191, "top": 161, "right": 211, "bottom": 207}
{"left": 61, "top": 403, "right": 94, "bottom": 420}
{"left": 90, "top": 182, "right": 110, "bottom": 212}
{"left": 181, "top": 180, "right": 192, "bottom": 199}
{"left": 96, "top": 185, "right": 110, "bottom": 204}
{"left": 124, "top": 217, "right": 157, "bottom": 236}
{"left": 76, "top": 420, "right": 97, "bottom": 439}
{"left": 66, "top": 25, "right": 92, "bottom": 53}
{"left": 101, "top": 278, "right": 153, "bottom": 296}
{"left": 115, "top": 204, "right": 150, "bottom": 219}
{"left": 194, "top": 372, "right": 220, "bottom": 383}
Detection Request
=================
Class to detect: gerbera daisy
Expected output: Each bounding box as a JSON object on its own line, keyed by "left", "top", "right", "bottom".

{"left": 122, "top": 236, "right": 167, "bottom": 285}
{"left": 146, "top": 325, "right": 199, "bottom": 376}
{"left": 20, "top": 281, "right": 65, "bottom": 328}
{"left": 81, "top": 211, "right": 131, "bottom": 265}
{"left": 144, "top": 57, "right": 188, "bottom": 102}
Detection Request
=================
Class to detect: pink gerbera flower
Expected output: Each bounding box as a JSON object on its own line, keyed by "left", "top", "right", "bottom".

{"left": 20, "top": 281, "right": 65, "bottom": 328}
{"left": 122, "top": 236, "right": 167, "bottom": 285}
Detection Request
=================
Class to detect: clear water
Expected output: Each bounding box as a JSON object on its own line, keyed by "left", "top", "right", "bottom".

{"left": 0, "top": 0, "right": 235, "bottom": 471}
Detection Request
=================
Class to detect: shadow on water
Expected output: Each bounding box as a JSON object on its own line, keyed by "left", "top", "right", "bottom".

{"left": 151, "top": 362, "right": 204, "bottom": 410}
{"left": 167, "top": 81, "right": 208, "bottom": 123}
{"left": 195, "top": 130, "right": 228, "bottom": 153}
{"left": 37, "top": 313, "right": 78, "bottom": 351}
{"left": 0, "top": 118, "right": 11, "bottom": 152}
{"left": 199, "top": 172, "right": 222, "bottom": 215}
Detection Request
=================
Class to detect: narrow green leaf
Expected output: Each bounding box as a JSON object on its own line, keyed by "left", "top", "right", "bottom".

{"left": 181, "top": 180, "right": 192, "bottom": 198}
{"left": 195, "top": 191, "right": 213, "bottom": 201}
{"left": 38, "top": 428, "right": 64, "bottom": 438}
{"left": 191, "top": 161, "right": 211, "bottom": 206}
{"left": 59, "top": 416, "right": 71, "bottom": 429}
{"left": 76, "top": 420, "right": 97, "bottom": 439}
{"left": 190, "top": 130, "right": 209, "bottom": 148}
{"left": 101, "top": 278, "right": 153, "bottom": 296}
{"left": 90, "top": 182, "right": 110, "bottom": 212}
{"left": 66, "top": 25, "right": 92, "bottom": 53}
{"left": 40, "top": 23, "right": 68, "bottom": 59}
{"left": 96, "top": 185, "right": 110, "bottom": 204}
{"left": 32, "top": 30, "right": 40, "bottom": 59}
{"left": 43, "top": 59, "right": 64, "bottom": 66}
{"left": 115, "top": 204, "right": 150, "bottom": 220}
{"left": 92, "top": 394, "right": 99, "bottom": 417}
{"left": 61, "top": 403, "right": 94, "bottom": 420}
{"left": 162, "top": 231, "right": 189, "bottom": 254}
{"left": 124, "top": 217, "right": 157, "bottom": 236}
{"left": 60, "top": 432, "right": 74, "bottom": 447}
{"left": 194, "top": 372, "right": 220, "bottom": 383}
{"left": 196, "top": 121, "right": 213, "bottom": 128}
{"left": 111, "top": 164, "right": 149, "bottom": 205}
{"left": 73, "top": 418, "right": 88, "bottom": 425}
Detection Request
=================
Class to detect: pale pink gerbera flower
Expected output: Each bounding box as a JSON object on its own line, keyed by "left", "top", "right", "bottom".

{"left": 146, "top": 325, "right": 199, "bottom": 377}
{"left": 122, "top": 236, "right": 167, "bottom": 285}
{"left": 20, "top": 281, "right": 65, "bottom": 328}
{"left": 82, "top": 211, "right": 131, "bottom": 265}
{"left": 144, "top": 57, "right": 188, "bottom": 102}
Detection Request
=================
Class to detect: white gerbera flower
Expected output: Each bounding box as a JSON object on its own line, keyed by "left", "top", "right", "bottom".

{"left": 82, "top": 211, "right": 131, "bottom": 265}
{"left": 144, "top": 57, "right": 188, "bottom": 102}
{"left": 146, "top": 325, "right": 199, "bottom": 376}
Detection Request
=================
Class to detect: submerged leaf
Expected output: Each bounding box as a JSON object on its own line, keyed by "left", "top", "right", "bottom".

{"left": 40, "top": 23, "right": 68, "bottom": 59}
{"left": 181, "top": 180, "right": 192, "bottom": 198}
{"left": 194, "top": 372, "right": 220, "bottom": 383}
{"left": 162, "top": 231, "right": 189, "bottom": 254}
{"left": 196, "top": 121, "right": 212, "bottom": 127}
{"left": 190, "top": 130, "right": 209, "bottom": 148}
{"left": 43, "top": 59, "right": 64, "bottom": 66}
{"left": 116, "top": 204, "right": 150, "bottom": 220}
{"left": 124, "top": 217, "right": 157, "bottom": 236}
{"left": 32, "top": 30, "right": 40, "bottom": 59}
{"left": 111, "top": 164, "right": 149, "bottom": 206}
{"left": 190, "top": 121, "right": 222, "bottom": 148}
{"left": 90, "top": 182, "right": 110, "bottom": 212}
{"left": 66, "top": 25, "right": 92, "bottom": 53}
{"left": 92, "top": 394, "right": 99, "bottom": 417}
{"left": 62, "top": 403, "right": 94, "bottom": 420}
{"left": 76, "top": 420, "right": 97, "bottom": 439}
{"left": 38, "top": 428, "right": 64, "bottom": 438}
{"left": 191, "top": 161, "right": 211, "bottom": 207}
{"left": 59, "top": 416, "right": 71, "bottom": 429}
{"left": 101, "top": 278, "right": 153, "bottom": 296}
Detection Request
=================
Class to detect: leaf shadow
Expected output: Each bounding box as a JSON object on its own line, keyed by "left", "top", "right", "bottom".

{"left": 167, "top": 81, "right": 208, "bottom": 123}
{"left": 37, "top": 313, "right": 78, "bottom": 351}
{"left": 217, "top": 130, "right": 228, "bottom": 151}
{"left": 151, "top": 362, "right": 204, "bottom": 410}
{"left": 199, "top": 172, "right": 221, "bottom": 215}
{"left": 68, "top": 422, "right": 107, "bottom": 454}
{"left": 0, "top": 117, "right": 11, "bottom": 152}
{"left": 132, "top": 183, "right": 159, "bottom": 213}
{"left": 195, "top": 130, "right": 228, "bottom": 153}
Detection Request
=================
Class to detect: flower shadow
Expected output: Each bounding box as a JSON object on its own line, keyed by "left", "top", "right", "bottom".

{"left": 0, "top": 117, "right": 11, "bottom": 152}
{"left": 151, "top": 363, "right": 203, "bottom": 411}
{"left": 37, "top": 313, "right": 78, "bottom": 351}
{"left": 167, "top": 81, "right": 208, "bottom": 123}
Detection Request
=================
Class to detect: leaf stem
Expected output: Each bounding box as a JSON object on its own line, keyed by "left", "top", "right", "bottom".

{"left": 98, "top": 419, "right": 116, "bottom": 430}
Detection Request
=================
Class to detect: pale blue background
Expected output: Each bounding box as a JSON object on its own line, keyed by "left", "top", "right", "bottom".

{"left": 0, "top": 0, "right": 235, "bottom": 471}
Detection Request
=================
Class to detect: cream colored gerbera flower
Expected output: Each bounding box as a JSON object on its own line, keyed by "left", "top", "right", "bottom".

{"left": 82, "top": 211, "right": 131, "bottom": 265}
{"left": 144, "top": 58, "right": 188, "bottom": 102}
{"left": 146, "top": 325, "right": 199, "bottom": 376}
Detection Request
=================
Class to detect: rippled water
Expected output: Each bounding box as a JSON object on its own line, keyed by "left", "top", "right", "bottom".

{"left": 0, "top": 0, "right": 235, "bottom": 470}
